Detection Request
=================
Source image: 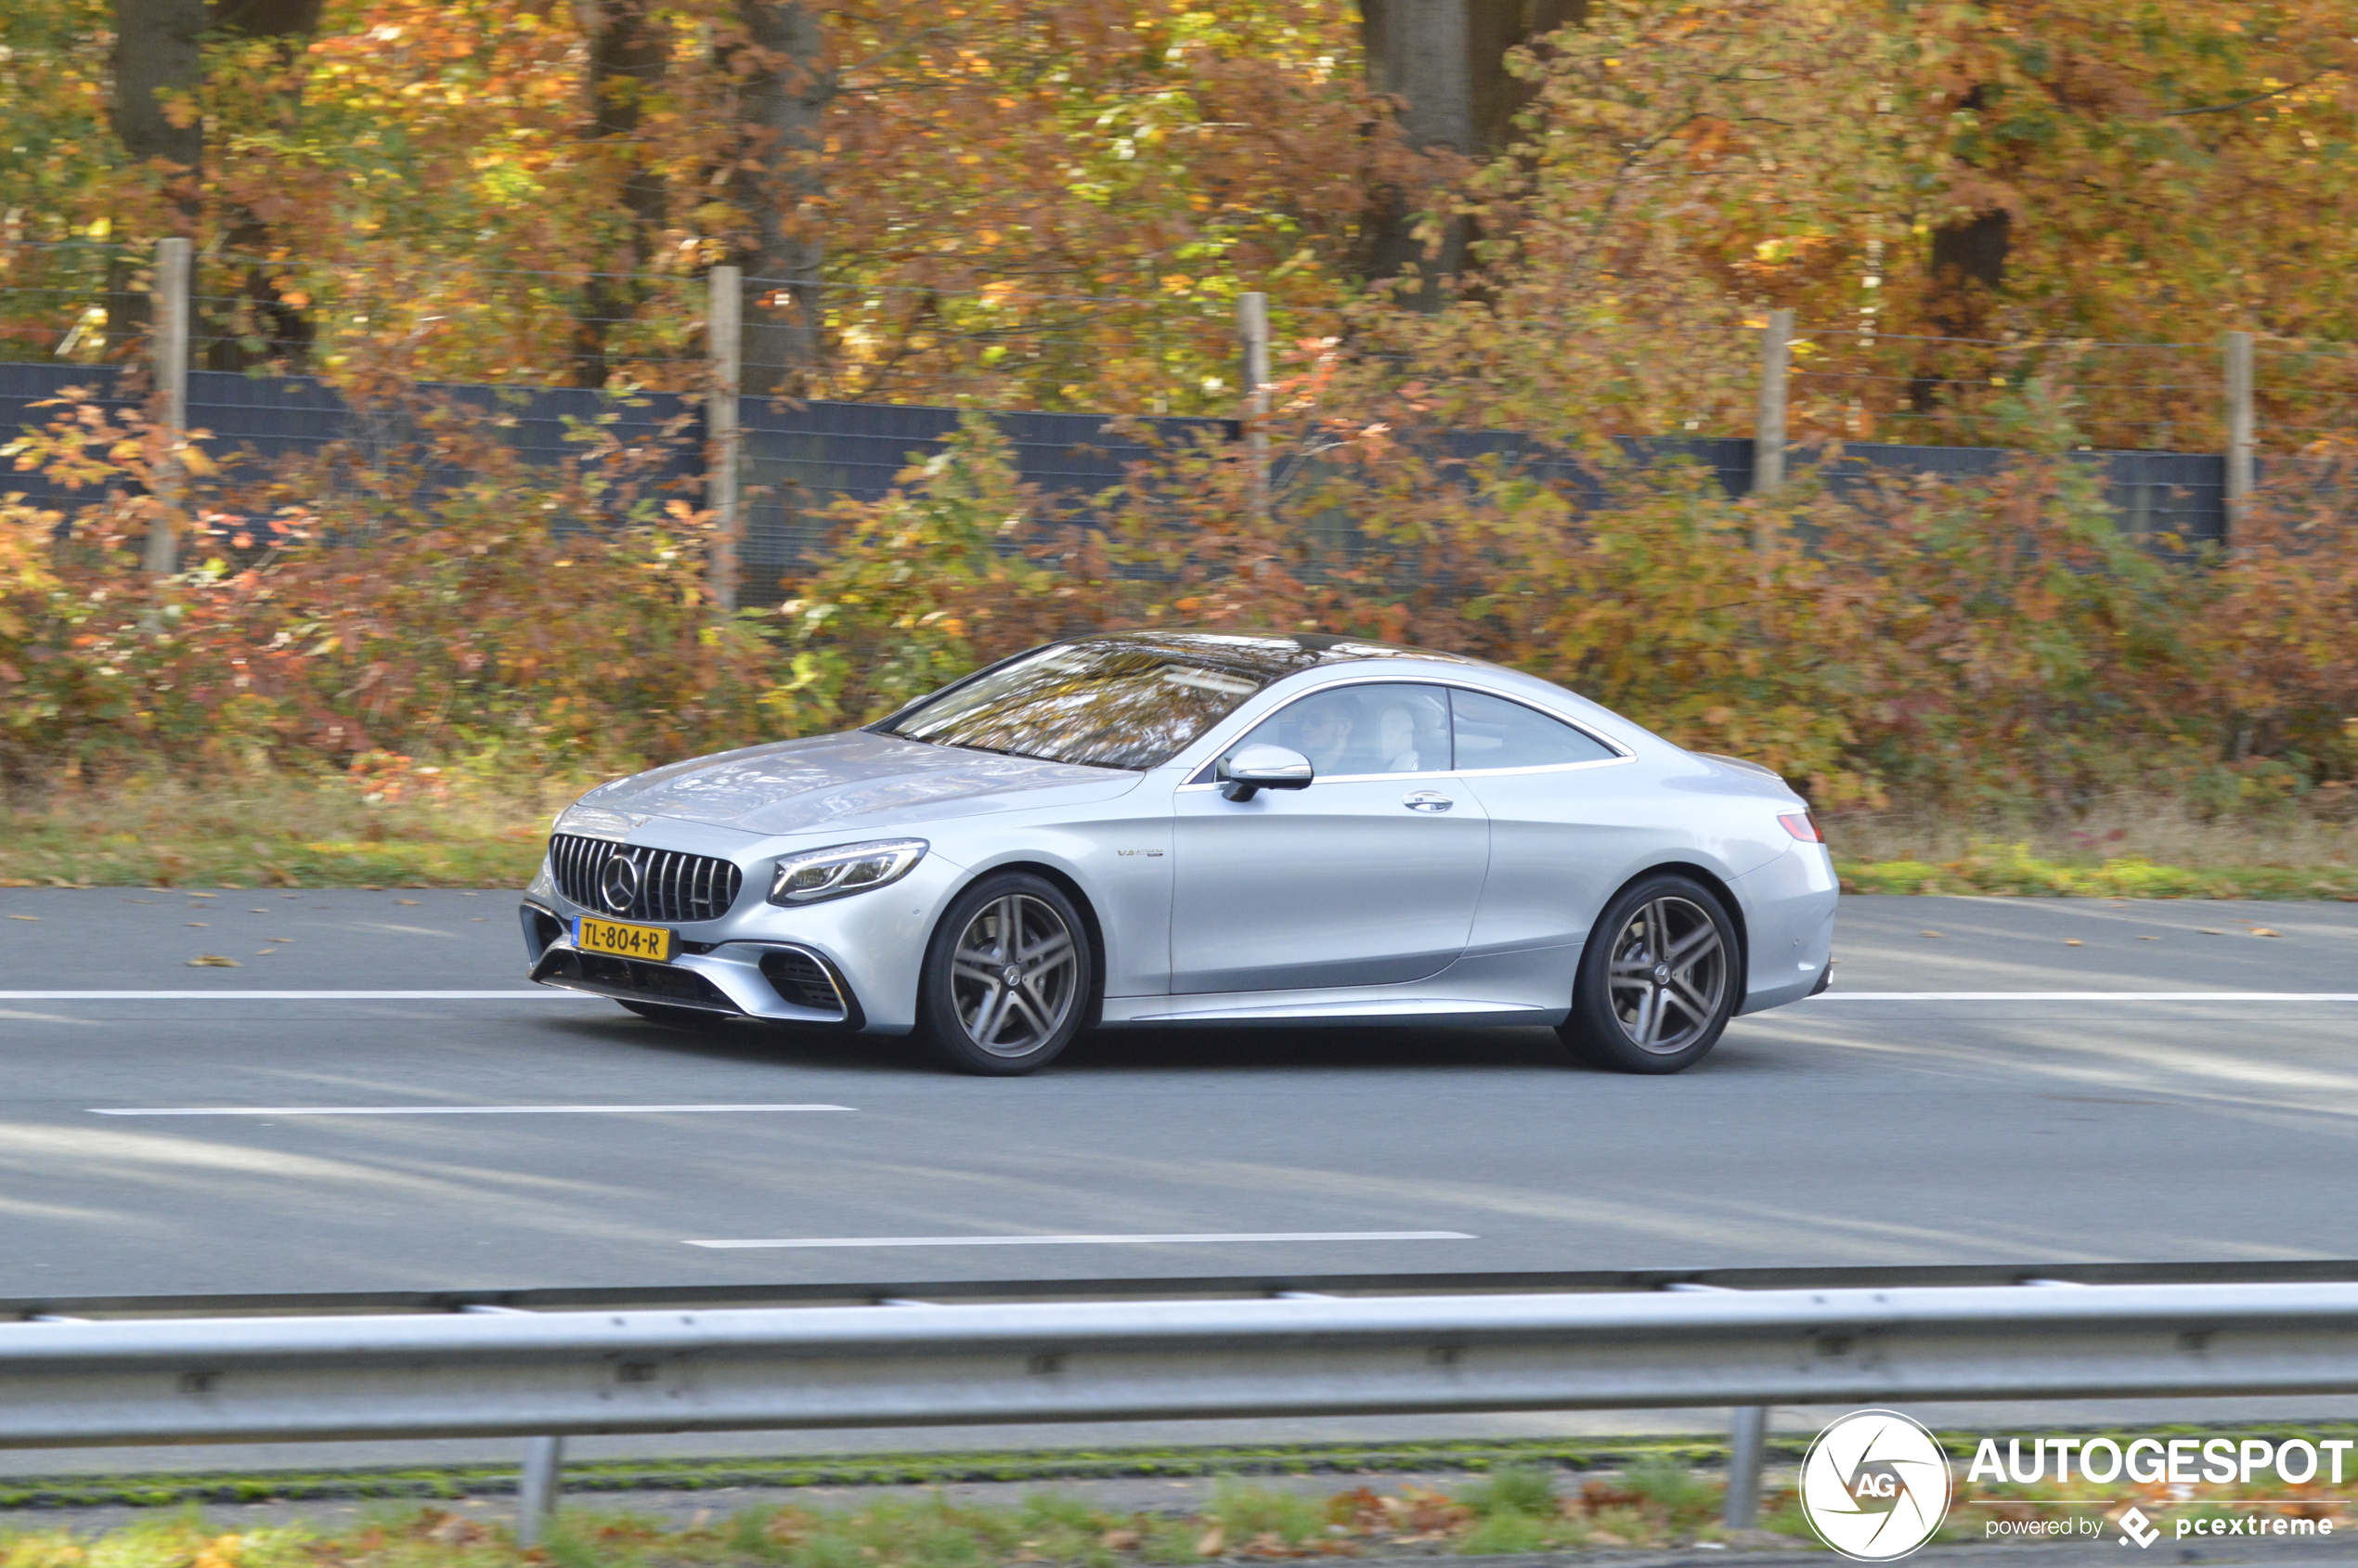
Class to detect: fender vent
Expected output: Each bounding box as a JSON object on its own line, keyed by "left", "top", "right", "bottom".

{"left": 759, "top": 948, "right": 846, "bottom": 1015}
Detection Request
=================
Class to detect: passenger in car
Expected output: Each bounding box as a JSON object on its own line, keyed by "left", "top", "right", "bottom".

{"left": 1295, "top": 703, "right": 1356, "bottom": 776}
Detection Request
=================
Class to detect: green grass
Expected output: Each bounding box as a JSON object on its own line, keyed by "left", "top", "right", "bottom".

{"left": 0, "top": 1438, "right": 1743, "bottom": 1511}
{"left": 1838, "top": 845, "right": 2358, "bottom": 900}
{"left": 1827, "top": 794, "right": 2358, "bottom": 901}
{"left": 14, "top": 1427, "right": 2358, "bottom": 1563}
{"left": 0, "top": 1474, "right": 1747, "bottom": 1568}
{"left": 9, "top": 773, "right": 2358, "bottom": 900}
{"left": 0, "top": 773, "right": 563, "bottom": 889}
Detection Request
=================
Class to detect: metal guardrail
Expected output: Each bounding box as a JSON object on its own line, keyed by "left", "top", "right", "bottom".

{"left": 16, "top": 1255, "right": 2358, "bottom": 1320}
{"left": 14, "top": 1270, "right": 2358, "bottom": 1542}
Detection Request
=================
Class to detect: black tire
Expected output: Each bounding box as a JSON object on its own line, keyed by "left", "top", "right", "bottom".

{"left": 915, "top": 872, "right": 1095, "bottom": 1075}
{"left": 617, "top": 999, "right": 737, "bottom": 1030}
{"left": 1559, "top": 874, "right": 1740, "bottom": 1074}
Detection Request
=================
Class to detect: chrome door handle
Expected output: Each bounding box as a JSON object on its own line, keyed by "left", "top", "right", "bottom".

{"left": 1403, "top": 791, "right": 1453, "bottom": 812}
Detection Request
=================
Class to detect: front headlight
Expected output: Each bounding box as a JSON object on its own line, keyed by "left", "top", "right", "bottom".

{"left": 768, "top": 838, "right": 929, "bottom": 906}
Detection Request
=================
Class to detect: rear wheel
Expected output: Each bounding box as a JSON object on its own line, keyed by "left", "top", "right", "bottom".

{"left": 915, "top": 873, "right": 1094, "bottom": 1075}
{"left": 1559, "top": 875, "right": 1738, "bottom": 1074}
{"left": 616, "top": 1000, "right": 736, "bottom": 1030}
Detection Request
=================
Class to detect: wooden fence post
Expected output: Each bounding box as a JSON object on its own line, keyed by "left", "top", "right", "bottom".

{"left": 1752, "top": 308, "right": 1793, "bottom": 496}
{"left": 1238, "top": 291, "right": 1271, "bottom": 520}
{"left": 2222, "top": 329, "right": 2254, "bottom": 546}
{"left": 707, "top": 265, "right": 743, "bottom": 613}
{"left": 146, "top": 236, "right": 191, "bottom": 577}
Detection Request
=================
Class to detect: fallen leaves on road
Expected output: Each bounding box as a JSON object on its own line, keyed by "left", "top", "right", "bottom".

{"left": 187, "top": 954, "right": 240, "bottom": 967}
{"left": 1921, "top": 930, "right": 1941, "bottom": 938}
{"left": 2065, "top": 939, "right": 2083, "bottom": 946}
{"left": 6, "top": 914, "right": 37, "bottom": 921}
{"left": 2249, "top": 927, "right": 2283, "bottom": 938}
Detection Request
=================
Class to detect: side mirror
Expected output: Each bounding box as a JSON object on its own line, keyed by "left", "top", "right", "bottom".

{"left": 1216, "top": 744, "right": 1315, "bottom": 802}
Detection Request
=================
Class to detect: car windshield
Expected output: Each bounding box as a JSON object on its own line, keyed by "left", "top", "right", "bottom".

{"left": 876, "top": 639, "right": 1286, "bottom": 770}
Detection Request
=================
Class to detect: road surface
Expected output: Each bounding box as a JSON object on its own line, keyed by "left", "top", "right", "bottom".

{"left": 0, "top": 886, "right": 2353, "bottom": 1472}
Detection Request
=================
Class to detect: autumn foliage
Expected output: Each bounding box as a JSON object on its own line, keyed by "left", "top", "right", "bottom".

{"left": 5, "top": 0, "right": 2358, "bottom": 814}
{"left": 5, "top": 392, "right": 2356, "bottom": 818}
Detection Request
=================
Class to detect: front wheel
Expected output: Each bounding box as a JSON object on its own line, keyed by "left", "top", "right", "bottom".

{"left": 1559, "top": 875, "right": 1739, "bottom": 1074}
{"left": 915, "top": 873, "right": 1095, "bottom": 1075}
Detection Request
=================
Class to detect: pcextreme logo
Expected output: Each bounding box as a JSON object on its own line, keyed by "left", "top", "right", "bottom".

{"left": 1799, "top": 1410, "right": 1955, "bottom": 1561}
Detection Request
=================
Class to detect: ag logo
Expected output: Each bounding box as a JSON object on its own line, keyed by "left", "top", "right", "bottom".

{"left": 1798, "top": 1409, "right": 1953, "bottom": 1561}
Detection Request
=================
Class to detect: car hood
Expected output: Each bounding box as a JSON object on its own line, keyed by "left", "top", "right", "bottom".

{"left": 577, "top": 731, "right": 1144, "bottom": 837}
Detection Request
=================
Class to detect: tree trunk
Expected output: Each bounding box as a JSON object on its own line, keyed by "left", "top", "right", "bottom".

{"left": 729, "top": 0, "right": 833, "bottom": 398}
{"left": 207, "top": 0, "right": 326, "bottom": 371}
{"left": 1358, "top": 0, "right": 1585, "bottom": 306}
{"left": 1926, "top": 208, "right": 2011, "bottom": 337}
{"left": 108, "top": 0, "right": 208, "bottom": 357}
{"left": 575, "top": 0, "right": 669, "bottom": 389}
{"left": 1909, "top": 208, "right": 2011, "bottom": 412}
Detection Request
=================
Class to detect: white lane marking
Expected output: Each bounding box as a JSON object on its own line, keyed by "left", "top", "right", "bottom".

{"left": 1813, "top": 992, "right": 2358, "bottom": 1002}
{"left": 684, "top": 1231, "right": 1476, "bottom": 1250}
{"left": 93, "top": 1104, "right": 852, "bottom": 1117}
{"left": 0, "top": 991, "right": 601, "bottom": 1000}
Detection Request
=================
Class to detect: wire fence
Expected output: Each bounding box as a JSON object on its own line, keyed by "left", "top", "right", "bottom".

{"left": 7, "top": 239, "right": 2358, "bottom": 603}
{"left": 12, "top": 239, "right": 2358, "bottom": 447}
{"left": 0, "top": 240, "right": 1328, "bottom": 416}
{"left": 1781, "top": 323, "right": 2358, "bottom": 457}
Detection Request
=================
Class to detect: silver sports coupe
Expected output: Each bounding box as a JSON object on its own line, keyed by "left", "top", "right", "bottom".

{"left": 521, "top": 631, "right": 1836, "bottom": 1074}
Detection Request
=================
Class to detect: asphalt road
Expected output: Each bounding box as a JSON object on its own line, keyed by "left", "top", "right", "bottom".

{"left": 1, "top": 887, "right": 2356, "bottom": 1473}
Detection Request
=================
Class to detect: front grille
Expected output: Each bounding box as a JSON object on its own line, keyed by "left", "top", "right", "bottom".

{"left": 760, "top": 948, "right": 845, "bottom": 1013}
{"left": 549, "top": 834, "right": 742, "bottom": 924}
{"left": 536, "top": 948, "right": 737, "bottom": 1008}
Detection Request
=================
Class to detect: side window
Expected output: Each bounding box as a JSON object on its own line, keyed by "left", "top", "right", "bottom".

{"left": 1449, "top": 689, "right": 1616, "bottom": 770}
{"left": 1235, "top": 684, "right": 1451, "bottom": 777}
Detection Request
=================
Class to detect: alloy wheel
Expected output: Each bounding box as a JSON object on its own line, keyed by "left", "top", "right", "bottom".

{"left": 948, "top": 893, "right": 1080, "bottom": 1056}
{"left": 1605, "top": 895, "right": 1729, "bottom": 1054}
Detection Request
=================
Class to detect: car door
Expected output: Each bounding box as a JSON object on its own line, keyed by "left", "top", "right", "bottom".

{"left": 1169, "top": 681, "right": 1490, "bottom": 993}
{"left": 1445, "top": 686, "right": 1635, "bottom": 954}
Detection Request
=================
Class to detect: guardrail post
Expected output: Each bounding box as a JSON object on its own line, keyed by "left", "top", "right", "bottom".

{"left": 1723, "top": 1405, "right": 1768, "bottom": 1530}
{"left": 146, "top": 236, "right": 192, "bottom": 577}
{"left": 516, "top": 1434, "right": 564, "bottom": 1545}
{"left": 706, "top": 263, "right": 744, "bottom": 614}
{"left": 2222, "top": 329, "right": 2254, "bottom": 547}
{"left": 1752, "top": 308, "right": 1792, "bottom": 496}
{"left": 1238, "top": 290, "right": 1271, "bottom": 521}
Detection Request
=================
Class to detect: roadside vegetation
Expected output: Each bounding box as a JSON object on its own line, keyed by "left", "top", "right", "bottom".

{"left": 6, "top": 770, "right": 2357, "bottom": 901}
{"left": 8, "top": 4, "right": 2358, "bottom": 886}
{"left": 8, "top": 1460, "right": 2358, "bottom": 1566}
{"left": 6, "top": 414, "right": 2357, "bottom": 896}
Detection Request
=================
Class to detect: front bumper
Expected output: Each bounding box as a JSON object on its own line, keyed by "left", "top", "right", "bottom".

{"left": 520, "top": 847, "right": 960, "bottom": 1033}
{"left": 521, "top": 907, "right": 862, "bottom": 1026}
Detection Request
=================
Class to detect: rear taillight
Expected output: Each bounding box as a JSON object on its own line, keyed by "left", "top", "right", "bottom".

{"left": 1779, "top": 811, "right": 1823, "bottom": 843}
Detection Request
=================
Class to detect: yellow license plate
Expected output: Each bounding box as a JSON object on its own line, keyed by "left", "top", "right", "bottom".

{"left": 576, "top": 915, "right": 675, "bottom": 962}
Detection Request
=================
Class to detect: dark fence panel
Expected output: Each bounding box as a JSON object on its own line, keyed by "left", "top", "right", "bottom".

{"left": 742, "top": 400, "right": 1227, "bottom": 592}
{"left": 4, "top": 360, "right": 2234, "bottom": 573}
{"left": 0, "top": 361, "right": 131, "bottom": 508}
